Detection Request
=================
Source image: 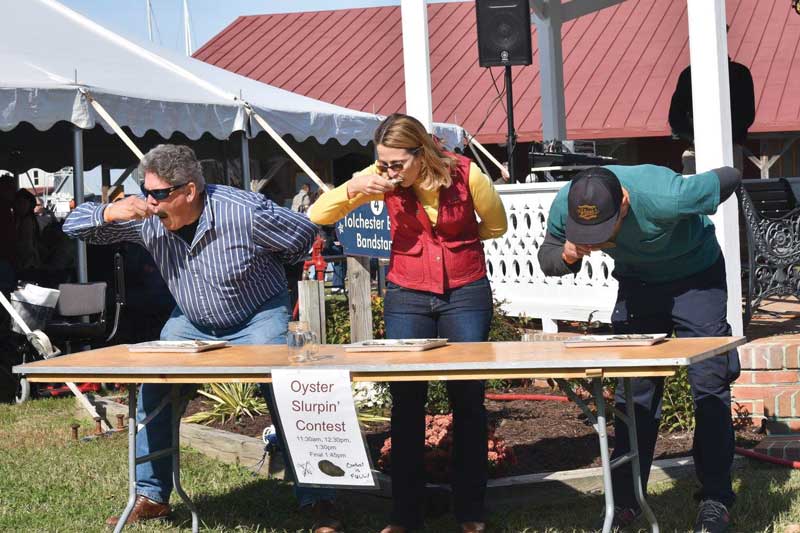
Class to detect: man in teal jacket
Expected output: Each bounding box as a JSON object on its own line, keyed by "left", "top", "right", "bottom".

{"left": 538, "top": 164, "right": 742, "bottom": 533}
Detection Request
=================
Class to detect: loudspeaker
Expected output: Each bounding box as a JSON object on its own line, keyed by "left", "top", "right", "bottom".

{"left": 475, "top": 0, "right": 532, "bottom": 67}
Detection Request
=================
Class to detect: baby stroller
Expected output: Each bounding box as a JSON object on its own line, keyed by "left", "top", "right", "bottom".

{"left": 0, "top": 283, "right": 61, "bottom": 403}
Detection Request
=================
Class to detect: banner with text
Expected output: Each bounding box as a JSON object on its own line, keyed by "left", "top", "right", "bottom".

{"left": 335, "top": 201, "right": 391, "bottom": 259}
{"left": 271, "top": 368, "right": 377, "bottom": 488}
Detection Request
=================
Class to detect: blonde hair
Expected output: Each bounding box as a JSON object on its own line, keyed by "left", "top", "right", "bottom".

{"left": 374, "top": 114, "right": 458, "bottom": 191}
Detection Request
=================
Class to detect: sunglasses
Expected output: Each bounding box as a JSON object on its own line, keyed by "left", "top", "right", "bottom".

{"left": 376, "top": 148, "right": 420, "bottom": 175}
{"left": 140, "top": 182, "right": 188, "bottom": 201}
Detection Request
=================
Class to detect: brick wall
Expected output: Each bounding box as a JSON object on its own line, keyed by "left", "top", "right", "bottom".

{"left": 734, "top": 335, "right": 800, "bottom": 432}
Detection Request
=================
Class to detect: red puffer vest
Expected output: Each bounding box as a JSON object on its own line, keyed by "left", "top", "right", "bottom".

{"left": 384, "top": 153, "right": 486, "bottom": 294}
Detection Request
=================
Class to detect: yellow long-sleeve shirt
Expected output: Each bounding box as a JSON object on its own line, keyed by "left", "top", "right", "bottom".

{"left": 308, "top": 162, "right": 508, "bottom": 240}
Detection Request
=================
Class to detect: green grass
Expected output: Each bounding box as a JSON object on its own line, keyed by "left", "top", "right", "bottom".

{"left": 2, "top": 398, "right": 800, "bottom": 532}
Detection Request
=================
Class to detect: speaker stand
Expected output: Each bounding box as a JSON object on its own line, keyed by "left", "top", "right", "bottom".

{"left": 504, "top": 65, "right": 517, "bottom": 183}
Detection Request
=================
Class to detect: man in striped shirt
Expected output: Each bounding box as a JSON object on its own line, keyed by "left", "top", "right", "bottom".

{"left": 64, "top": 145, "right": 342, "bottom": 533}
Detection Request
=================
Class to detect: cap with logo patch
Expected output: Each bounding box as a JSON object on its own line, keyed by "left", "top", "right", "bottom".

{"left": 566, "top": 167, "right": 623, "bottom": 245}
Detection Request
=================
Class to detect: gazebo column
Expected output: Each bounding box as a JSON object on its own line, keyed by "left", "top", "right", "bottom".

{"left": 687, "top": 0, "right": 743, "bottom": 335}
{"left": 401, "top": 0, "right": 433, "bottom": 131}
{"left": 532, "top": 0, "right": 566, "bottom": 143}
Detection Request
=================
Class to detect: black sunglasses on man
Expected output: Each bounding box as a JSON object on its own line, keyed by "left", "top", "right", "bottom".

{"left": 140, "top": 182, "right": 188, "bottom": 201}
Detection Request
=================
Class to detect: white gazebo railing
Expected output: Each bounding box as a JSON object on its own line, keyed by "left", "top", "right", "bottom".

{"left": 485, "top": 182, "right": 618, "bottom": 332}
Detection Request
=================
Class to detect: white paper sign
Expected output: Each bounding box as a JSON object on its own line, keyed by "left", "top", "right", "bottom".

{"left": 271, "top": 368, "right": 376, "bottom": 487}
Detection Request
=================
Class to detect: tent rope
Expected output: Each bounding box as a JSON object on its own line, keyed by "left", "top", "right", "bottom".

{"left": 80, "top": 88, "right": 145, "bottom": 161}
{"left": 466, "top": 135, "right": 505, "bottom": 174}
{"left": 81, "top": 89, "right": 331, "bottom": 194}
{"left": 247, "top": 106, "right": 330, "bottom": 192}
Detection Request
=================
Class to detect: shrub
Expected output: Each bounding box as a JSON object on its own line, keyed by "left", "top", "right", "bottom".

{"left": 566, "top": 370, "right": 694, "bottom": 434}
{"left": 488, "top": 298, "right": 523, "bottom": 341}
{"left": 378, "top": 414, "right": 514, "bottom": 482}
{"left": 184, "top": 383, "right": 267, "bottom": 425}
{"left": 661, "top": 367, "right": 695, "bottom": 432}
{"left": 325, "top": 293, "right": 386, "bottom": 344}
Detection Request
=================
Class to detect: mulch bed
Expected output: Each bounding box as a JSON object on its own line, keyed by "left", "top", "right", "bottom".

{"left": 180, "top": 384, "right": 766, "bottom": 478}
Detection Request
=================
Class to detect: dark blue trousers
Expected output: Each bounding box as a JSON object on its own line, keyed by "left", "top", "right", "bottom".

{"left": 383, "top": 277, "right": 493, "bottom": 529}
{"left": 610, "top": 256, "right": 741, "bottom": 508}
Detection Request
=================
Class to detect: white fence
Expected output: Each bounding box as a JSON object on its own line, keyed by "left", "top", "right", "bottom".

{"left": 485, "top": 182, "right": 618, "bottom": 332}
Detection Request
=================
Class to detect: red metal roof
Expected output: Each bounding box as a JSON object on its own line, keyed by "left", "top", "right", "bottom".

{"left": 195, "top": 0, "right": 800, "bottom": 143}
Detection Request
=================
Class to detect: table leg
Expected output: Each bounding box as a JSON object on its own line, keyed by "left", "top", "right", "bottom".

{"left": 555, "top": 378, "right": 661, "bottom": 533}
{"left": 171, "top": 385, "right": 199, "bottom": 533}
{"left": 113, "top": 384, "right": 138, "bottom": 533}
{"left": 594, "top": 379, "right": 615, "bottom": 533}
{"left": 624, "top": 377, "right": 659, "bottom": 533}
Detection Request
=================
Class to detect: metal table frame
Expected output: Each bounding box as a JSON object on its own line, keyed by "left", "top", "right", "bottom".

{"left": 14, "top": 338, "right": 745, "bottom": 532}
{"left": 110, "top": 378, "right": 657, "bottom": 533}
{"left": 557, "top": 377, "right": 658, "bottom": 533}
{"left": 116, "top": 384, "right": 199, "bottom": 533}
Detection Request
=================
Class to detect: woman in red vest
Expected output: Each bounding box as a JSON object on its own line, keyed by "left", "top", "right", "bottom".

{"left": 309, "top": 114, "right": 507, "bottom": 533}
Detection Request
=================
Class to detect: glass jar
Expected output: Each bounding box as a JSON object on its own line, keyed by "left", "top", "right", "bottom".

{"left": 287, "top": 321, "right": 319, "bottom": 362}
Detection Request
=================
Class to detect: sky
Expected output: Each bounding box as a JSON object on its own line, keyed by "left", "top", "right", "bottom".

{"left": 60, "top": 0, "right": 463, "bottom": 55}
{"left": 49, "top": 1, "right": 463, "bottom": 193}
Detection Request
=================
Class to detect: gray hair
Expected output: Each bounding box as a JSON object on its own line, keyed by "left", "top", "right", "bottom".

{"left": 138, "top": 144, "right": 205, "bottom": 193}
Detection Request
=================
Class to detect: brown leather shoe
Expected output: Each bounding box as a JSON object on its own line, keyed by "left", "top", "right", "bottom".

{"left": 460, "top": 522, "right": 486, "bottom": 533}
{"left": 303, "top": 500, "right": 344, "bottom": 533}
{"left": 105, "top": 495, "right": 170, "bottom": 526}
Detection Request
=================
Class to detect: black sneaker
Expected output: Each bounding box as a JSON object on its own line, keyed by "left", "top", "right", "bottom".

{"left": 694, "top": 499, "right": 730, "bottom": 533}
{"left": 596, "top": 506, "right": 641, "bottom": 531}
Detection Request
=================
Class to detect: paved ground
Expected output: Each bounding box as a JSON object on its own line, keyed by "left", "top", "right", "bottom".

{"left": 745, "top": 297, "right": 800, "bottom": 340}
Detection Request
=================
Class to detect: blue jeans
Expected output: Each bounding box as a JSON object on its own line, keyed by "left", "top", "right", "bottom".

{"left": 383, "top": 277, "right": 493, "bottom": 528}
{"left": 135, "top": 290, "right": 335, "bottom": 507}
{"left": 610, "top": 256, "right": 740, "bottom": 508}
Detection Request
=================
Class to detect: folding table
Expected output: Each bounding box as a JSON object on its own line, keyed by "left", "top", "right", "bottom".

{"left": 14, "top": 337, "right": 745, "bottom": 533}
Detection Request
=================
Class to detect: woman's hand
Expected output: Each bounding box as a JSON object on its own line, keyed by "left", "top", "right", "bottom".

{"left": 346, "top": 173, "right": 398, "bottom": 198}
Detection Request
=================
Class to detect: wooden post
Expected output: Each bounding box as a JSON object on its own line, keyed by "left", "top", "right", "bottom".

{"left": 346, "top": 256, "right": 373, "bottom": 342}
{"left": 298, "top": 279, "right": 326, "bottom": 344}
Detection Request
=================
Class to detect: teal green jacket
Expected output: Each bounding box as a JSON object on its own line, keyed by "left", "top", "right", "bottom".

{"left": 540, "top": 165, "right": 730, "bottom": 284}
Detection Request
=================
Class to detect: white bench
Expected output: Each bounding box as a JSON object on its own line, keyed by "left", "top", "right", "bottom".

{"left": 485, "top": 182, "right": 617, "bottom": 332}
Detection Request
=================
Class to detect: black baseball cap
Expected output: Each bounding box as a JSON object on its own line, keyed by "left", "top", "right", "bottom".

{"left": 566, "top": 167, "right": 623, "bottom": 245}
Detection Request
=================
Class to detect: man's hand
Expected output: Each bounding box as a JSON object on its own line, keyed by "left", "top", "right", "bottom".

{"left": 103, "top": 196, "right": 157, "bottom": 223}
{"left": 561, "top": 240, "right": 594, "bottom": 265}
{"left": 346, "top": 174, "right": 398, "bottom": 198}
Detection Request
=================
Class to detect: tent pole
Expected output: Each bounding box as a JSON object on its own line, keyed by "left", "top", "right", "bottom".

{"left": 240, "top": 131, "right": 251, "bottom": 192}
{"left": 101, "top": 166, "right": 111, "bottom": 203}
{"left": 72, "top": 126, "right": 88, "bottom": 283}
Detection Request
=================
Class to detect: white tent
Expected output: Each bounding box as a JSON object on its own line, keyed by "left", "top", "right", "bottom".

{"left": 0, "top": 0, "right": 464, "bottom": 170}
{"left": 0, "top": 0, "right": 465, "bottom": 281}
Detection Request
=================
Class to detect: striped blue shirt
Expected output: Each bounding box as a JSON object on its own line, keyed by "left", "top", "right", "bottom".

{"left": 63, "top": 185, "right": 317, "bottom": 330}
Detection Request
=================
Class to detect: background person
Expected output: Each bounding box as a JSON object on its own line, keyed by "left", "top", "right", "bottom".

{"left": 63, "top": 144, "right": 342, "bottom": 533}
{"left": 13, "top": 188, "right": 41, "bottom": 281}
{"left": 668, "top": 40, "right": 755, "bottom": 173}
{"left": 291, "top": 182, "right": 312, "bottom": 213}
{"left": 538, "top": 164, "right": 742, "bottom": 533}
{"left": 309, "top": 114, "right": 507, "bottom": 533}
{"left": 0, "top": 175, "right": 16, "bottom": 292}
